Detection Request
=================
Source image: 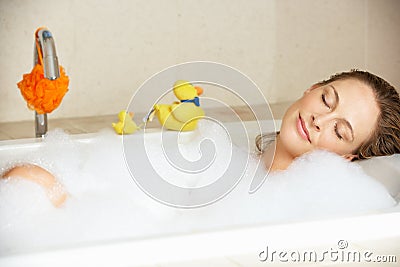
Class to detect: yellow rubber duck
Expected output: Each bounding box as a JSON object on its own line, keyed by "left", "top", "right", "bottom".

{"left": 112, "top": 110, "right": 140, "bottom": 134}
{"left": 151, "top": 80, "right": 205, "bottom": 131}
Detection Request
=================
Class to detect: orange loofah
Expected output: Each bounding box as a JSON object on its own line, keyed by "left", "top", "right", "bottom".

{"left": 17, "top": 28, "right": 69, "bottom": 114}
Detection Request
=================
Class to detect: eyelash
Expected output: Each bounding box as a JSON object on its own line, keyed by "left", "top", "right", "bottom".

{"left": 321, "top": 94, "right": 330, "bottom": 109}
{"left": 334, "top": 123, "right": 343, "bottom": 140}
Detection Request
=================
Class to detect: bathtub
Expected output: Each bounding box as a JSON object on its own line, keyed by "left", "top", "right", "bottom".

{"left": 0, "top": 120, "right": 399, "bottom": 267}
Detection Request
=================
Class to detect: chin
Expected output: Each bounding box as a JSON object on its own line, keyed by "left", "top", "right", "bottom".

{"left": 279, "top": 131, "right": 309, "bottom": 158}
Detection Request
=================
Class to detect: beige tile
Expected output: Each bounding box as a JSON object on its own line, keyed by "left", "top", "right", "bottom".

{"left": 0, "top": 0, "right": 277, "bottom": 124}
{"left": 269, "top": 101, "right": 292, "bottom": 120}
{"left": 0, "top": 120, "right": 33, "bottom": 140}
{"left": 0, "top": 132, "right": 11, "bottom": 140}
{"left": 366, "top": 0, "right": 400, "bottom": 90}
{"left": 273, "top": 0, "right": 366, "bottom": 103}
{"left": 1, "top": 0, "right": 399, "bottom": 125}
{"left": 48, "top": 118, "right": 84, "bottom": 134}
{"left": 0, "top": 103, "right": 289, "bottom": 141}
{"left": 58, "top": 115, "right": 115, "bottom": 133}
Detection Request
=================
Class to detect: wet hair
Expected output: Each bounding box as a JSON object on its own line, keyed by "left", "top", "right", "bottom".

{"left": 255, "top": 132, "right": 277, "bottom": 154}
{"left": 256, "top": 70, "right": 400, "bottom": 160}
{"left": 317, "top": 69, "right": 400, "bottom": 160}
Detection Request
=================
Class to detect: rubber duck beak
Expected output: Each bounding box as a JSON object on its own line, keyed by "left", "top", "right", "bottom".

{"left": 195, "top": 86, "right": 203, "bottom": 96}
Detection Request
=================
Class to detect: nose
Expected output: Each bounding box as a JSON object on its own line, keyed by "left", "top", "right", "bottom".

{"left": 312, "top": 115, "right": 320, "bottom": 131}
{"left": 311, "top": 113, "right": 333, "bottom": 132}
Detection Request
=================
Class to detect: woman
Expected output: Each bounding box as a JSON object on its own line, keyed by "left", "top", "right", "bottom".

{"left": 256, "top": 70, "right": 400, "bottom": 171}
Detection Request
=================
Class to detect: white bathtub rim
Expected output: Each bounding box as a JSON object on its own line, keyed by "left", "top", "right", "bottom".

{"left": 0, "top": 211, "right": 399, "bottom": 267}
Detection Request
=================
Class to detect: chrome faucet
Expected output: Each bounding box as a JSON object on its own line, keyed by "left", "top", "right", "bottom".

{"left": 34, "top": 28, "right": 60, "bottom": 138}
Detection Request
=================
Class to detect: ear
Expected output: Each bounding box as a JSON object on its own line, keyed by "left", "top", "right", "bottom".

{"left": 342, "top": 154, "right": 358, "bottom": 162}
{"left": 304, "top": 83, "right": 321, "bottom": 95}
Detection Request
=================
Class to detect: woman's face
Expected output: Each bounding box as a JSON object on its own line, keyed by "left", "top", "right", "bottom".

{"left": 279, "top": 78, "right": 380, "bottom": 159}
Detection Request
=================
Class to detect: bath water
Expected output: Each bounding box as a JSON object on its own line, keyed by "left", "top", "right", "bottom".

{"left": 0, "top": 123, "right": 396, "bottom": 255}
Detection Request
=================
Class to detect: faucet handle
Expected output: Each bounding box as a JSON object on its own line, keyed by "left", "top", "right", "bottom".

{"left": 37, "top": 28, "right": 60, "bottom": 80}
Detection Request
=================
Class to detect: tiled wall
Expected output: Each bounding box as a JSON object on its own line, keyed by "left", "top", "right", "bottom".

{"left": 0, "top": 0, "right": 399, "bottom": 123}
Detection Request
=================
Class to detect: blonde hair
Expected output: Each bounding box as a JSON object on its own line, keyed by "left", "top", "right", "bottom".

{"left": 255, "top": 132, "right": 277, "bottom": 154}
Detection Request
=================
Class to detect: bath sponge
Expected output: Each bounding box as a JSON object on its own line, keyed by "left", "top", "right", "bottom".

{"left": 17, "top": 27, "right": 69, "bottom": 114}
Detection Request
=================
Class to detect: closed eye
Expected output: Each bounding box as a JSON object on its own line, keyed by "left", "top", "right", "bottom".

{"left": 334, "top": 123, "right": 343, "bottom": 140}
{"left": 335, "top": 120, "right": 354, "bottom": 142}
{"left": 321, "top": 94, "right": 330, "bottom": 109}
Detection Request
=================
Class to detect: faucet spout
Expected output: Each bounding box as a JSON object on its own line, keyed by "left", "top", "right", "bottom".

{"left": 34, "top": 28, "right": 60, "bottom": 138}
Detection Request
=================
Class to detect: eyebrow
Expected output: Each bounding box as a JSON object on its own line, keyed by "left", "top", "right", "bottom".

{"left": 330, "top": 85, "right": 354, "bottom": 142}
{"left": 342, "top": 119, "right": 354, "bottom": 142}
{"left": 329, "top": 85, "right": 339, "bottom": 108}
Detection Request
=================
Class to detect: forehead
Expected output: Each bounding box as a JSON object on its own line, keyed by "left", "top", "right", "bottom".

{"left": 329, "top": 78, "right": 375, "bottom": 105}
{"left": 330, "top": 78, "right": 380, "bottom": 139}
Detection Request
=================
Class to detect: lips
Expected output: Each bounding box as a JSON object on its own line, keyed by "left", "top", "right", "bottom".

{"left": 297, "top": 114, "right": 311, "bottom": 143}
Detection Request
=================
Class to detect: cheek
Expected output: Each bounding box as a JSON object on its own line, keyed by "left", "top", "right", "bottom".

{"left": 299, "top": 92, "right": 321, "bottom": 110}
{"left": 316, "top": 133, "right": 355, "bottom": 155}
{"left": 315, "top": 135, "right": 338, "bottom": 151}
